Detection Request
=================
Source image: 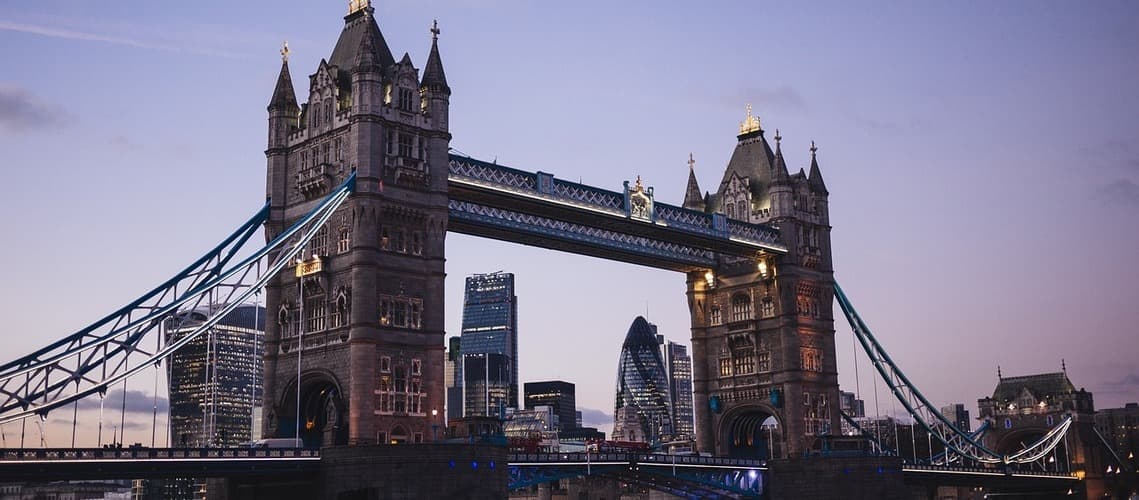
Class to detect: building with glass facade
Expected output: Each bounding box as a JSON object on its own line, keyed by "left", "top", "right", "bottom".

{"left": 162, "top": 303, "right": 265, "bottom": 499}
{"left": 445, "top": 336, "right": 462, "bottom": 422}
{"left": 658, "top": 337, "right": 694, "bottom": 438}
{"left": 524, "top": 380, "right": 576, "bottom": 432}
{"left": 460, "top": 272, "right": 518, "bottom": 417}
{"left": 614, "top": 316, "right": 673, "bottom": 443}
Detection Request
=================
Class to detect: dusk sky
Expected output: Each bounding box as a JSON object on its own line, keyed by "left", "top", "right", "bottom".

{"left": 1, "top": 1, "right": 1137, "bottom": 446}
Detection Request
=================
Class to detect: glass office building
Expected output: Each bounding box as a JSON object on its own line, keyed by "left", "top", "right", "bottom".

{"left": 460, "top": 272, "right": 518, "bottom": 417}
{"left": 614, "top": 316, "right": 673, "bottom": 442}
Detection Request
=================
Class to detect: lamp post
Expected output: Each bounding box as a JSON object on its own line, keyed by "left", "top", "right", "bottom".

{"left": 295, "top": 258, "right": 304, "bottom": 448}
{"left": 431, "top": 409, "right": 439, "bottom": 442}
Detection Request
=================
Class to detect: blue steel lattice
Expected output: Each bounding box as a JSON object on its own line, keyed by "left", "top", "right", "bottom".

{"left": 448, "top": 154, "right": 784, "bottom": 253}
{"left": 449, "top": 200, "right": 717, "bottom": 267}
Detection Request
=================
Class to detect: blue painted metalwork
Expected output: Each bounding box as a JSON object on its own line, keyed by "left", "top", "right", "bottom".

{"left": 507, "top": 452, "right": 764, "bottom": 497}
{"left": 0, "top": 173, "right": 356, "bottom": 425}
{"left": 448, "top": 154, "right": 785, "bottom": 255}
{"left": 839, "top": 410, "right": 896, "bottom": 456}
{"left": 449, "top": 200, "right": 719, "bottom": 268}
{"left": 834, "top": 281, "right": 1073, "bottom": 465}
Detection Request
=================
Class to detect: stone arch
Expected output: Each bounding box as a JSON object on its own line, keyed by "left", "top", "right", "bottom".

{"left": 718, "top": 403, "right": 783, "bottom": 459}
{"left": 277, "top": 369, "right": 348, "bottom": 448}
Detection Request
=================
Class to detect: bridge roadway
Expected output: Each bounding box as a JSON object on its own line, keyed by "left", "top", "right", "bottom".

{"left": 0, "top": 447, "right": 1079, "bottom": 495}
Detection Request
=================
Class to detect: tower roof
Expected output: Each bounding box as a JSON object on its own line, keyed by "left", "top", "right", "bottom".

{"left": 990, "top": 372, "right": 1076, "bottom": 402}
{"left": 807, "top": 141, "right": 828, "bottom": 194}
{"left": 268, "top": 56, "right": 299, "bottom": 111}
{"left": 329, "top": 6, "right": 395, "bottom": 75}
{"left": 682, "top": 153, "right": 704, "bottom": 211}
{"left": 771, "top": 129, "right": 790, "bottom": 185}
{"left": 421, "top": 20, "right": 450, "bottom": 94}
{"left": 712, "top": 121, "right": 777, "bottom": 211}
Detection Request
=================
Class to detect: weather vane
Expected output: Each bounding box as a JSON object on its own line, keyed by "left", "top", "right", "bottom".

{"left": 431, "top": 19, "right": 440, "bottom": 41}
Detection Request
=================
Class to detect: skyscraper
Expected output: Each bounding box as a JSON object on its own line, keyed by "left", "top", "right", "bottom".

{"left": 614, "top": 316, "right": 673, "bottom": 443}
{"left": 460, "top": 272, "right": 518, "bottom": 417}
{"left": 445, "top": 336, "right": 462, "bottom": 422}
{"left": 166, "top": 304, "right": 265, "bottom": 447}
{"left": 939, "top": 403, "right": 971, "bottom": 432}
{"left": 658, "top": 337, "right": 694, "bottom": 438}
{"left": 163, "top": 304, "right": 265, "bottom": 500}
{"left": 524, "top": 381, "right": 576, "bottom": 432}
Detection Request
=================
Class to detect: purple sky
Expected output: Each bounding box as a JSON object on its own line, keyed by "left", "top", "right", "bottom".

{"left": 1, "top": 1, "right": 1137, "bottom": 445}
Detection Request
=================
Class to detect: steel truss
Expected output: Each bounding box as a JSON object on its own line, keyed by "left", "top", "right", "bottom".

{"left": 0, "top": 173, "right": 356, "bottom": 426}
{"left": 834, "top": 282, "right": 1072, "bottom": 465}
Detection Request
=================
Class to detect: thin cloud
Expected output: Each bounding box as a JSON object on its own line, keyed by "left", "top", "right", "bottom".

{"left": 577, "top": 407, "right": 612, "bottom": 427}
{"left": 1095, "top": 178, "right": 1139, "bottom": 207}
{"left": 725, "top": 85, "right": 809, "bottom": 114}
{"left": 0, "top": 84, "right": 66, "bottom": 132}
{"left": 0, "top": 20, "right": 248, "bottom": 59}
{"left": 75, "top": 388, "right": 168, "bottom": 415}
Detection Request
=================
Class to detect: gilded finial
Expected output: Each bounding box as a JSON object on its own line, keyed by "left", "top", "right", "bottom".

{"left": 634, "top": 175, "right": 644, "bottom": 192}
{"left": 280, "top": 40, "right": 290, "bottom": 63}
{"left": 688, "top": 153, "right": 695, "bottom": 171}
{"left": 739, "top": 103, "right": 761, "bottom": 135}
{"left": 348, "top": 0, "right": 370, "bottom": 15}
{"left": 431, "top": 19, "right": 440, "bottom": 41}
{"left": 810, "top": 140, "right": 818, "bottom": 156}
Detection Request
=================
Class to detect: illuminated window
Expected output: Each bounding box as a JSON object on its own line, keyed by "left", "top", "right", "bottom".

{"left": 710, "top": 306, "right": 722, "bottom": 325}
{"left": 760, "top": 297, "right": 775, "bottom": 318}
{"left": 731, "top": 294, "right": 751, "bottom": 322}
{"left": 379, "top": 296, "right": 424, "bottom": 330}
{"left": 310, "top": 226, "right": 329, "bottom": 256}
{"left": 337, "top": 228, "right": 351, "bottom": 254}
{"left": 732, "top": 345, "right": 755, "bottom": 375}
{"left": 719, "top": 358, "right": 732, "bottom": 377}
{"left": 757, "top": 352, "right": 770, "bottom": 372}
{"left": 800, "top": 347, "right": 822, "bottom": 372}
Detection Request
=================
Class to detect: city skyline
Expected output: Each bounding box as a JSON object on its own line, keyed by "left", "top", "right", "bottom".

{"left": 1, "top": 1, "right": 1137, "bottom": 446}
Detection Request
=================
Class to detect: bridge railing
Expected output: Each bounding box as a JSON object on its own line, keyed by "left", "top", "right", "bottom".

{"left": 507, "top": 452, "right": 764, "bottom": 469}
{"left": 902, "top": 462, "right": 1077, "bottom": 479}
{"left": 0, "top": 448, "right": 320, "bottom": 461}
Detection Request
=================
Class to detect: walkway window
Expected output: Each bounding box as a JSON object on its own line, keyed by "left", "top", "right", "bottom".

{"left": 710, "top": 306, "right": 722, "bottom": 325}
{"left": 732, "top": 345, "right": 755, "bottom": 375}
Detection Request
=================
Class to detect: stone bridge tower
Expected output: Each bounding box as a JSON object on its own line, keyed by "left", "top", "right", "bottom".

{"left": 978, "top": 370, "right": 1109, "bottom": 496}
{"left": 685, "top": 108, "right": 838, "bottom": 458}
{"left": 262, "top": 1, "right": 451, "bottom": 446}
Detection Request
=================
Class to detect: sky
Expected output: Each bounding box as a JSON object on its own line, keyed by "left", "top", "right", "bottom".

{"left": 1, "top": 1, "right": 1137, "bottom": 446}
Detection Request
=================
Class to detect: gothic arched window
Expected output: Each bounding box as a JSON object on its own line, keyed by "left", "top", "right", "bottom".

{"left": 731, "top": 294, "right": 751, "bottom": 322}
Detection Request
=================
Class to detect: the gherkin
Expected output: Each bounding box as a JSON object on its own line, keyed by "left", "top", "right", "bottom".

{"left": 614, "top": 316, "right": 673, "bottom": 442}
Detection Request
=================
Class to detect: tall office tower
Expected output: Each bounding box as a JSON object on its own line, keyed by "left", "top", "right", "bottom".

{"left": 524, "top": 381, "right": 576, "bottom": 432}
{"left": 939, "top": 403, "right": 971, "bottom": 432}
{"left": 163, "top": 304, "right": 265, "bottom": 500}
{"left": 460, "top": 272, "right": 518, "bottom": 417}
{"left": 658, "top": 338, "right": 695, "bottom": 438}
{"left": 166, "top": 304, "right": 266, "bottom": 447}
{"left": 614, "top": 316, "right": 673, "bottom": 443}
{"left": 445, "top": 336, "right": 462, "bottom": 422}
{"left": 840, "top": 391, "right": 865, "bottom": 418}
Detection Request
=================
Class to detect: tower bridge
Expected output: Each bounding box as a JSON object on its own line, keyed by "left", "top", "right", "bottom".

{"left": 0, "top": 2, "right": 1129, "bottom": 499}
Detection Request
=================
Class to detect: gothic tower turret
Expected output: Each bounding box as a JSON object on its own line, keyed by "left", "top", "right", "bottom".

{"left": 263, "top": 1, "right": 450, "bottom": 447}
{"left": 686, "top": 106, "right": 837, "bottom": 459}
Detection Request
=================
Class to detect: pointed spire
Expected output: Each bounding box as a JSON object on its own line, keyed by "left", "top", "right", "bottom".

{"left": 268, "top": 41, "right": 299, "bottom": 111}
{"left": 771, "top": 129, "right": 790, "bottom": 184}
{"left": 399, "top": 52, "right": 413, "bottom": 65}
{"left": 998, "top": 365, "right": 1003, "bottom": 380}
{"left": 1061, "top": 359, "right": 1067, "bottom": 373}
{"left": 421, "top": 19, "right": 450, "bottom": 94}
{"left": 807, "top": 140, "right": 829, "bottom": 194}
{"left": 683, "top": 153, "right": 704, "bottom": 211}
